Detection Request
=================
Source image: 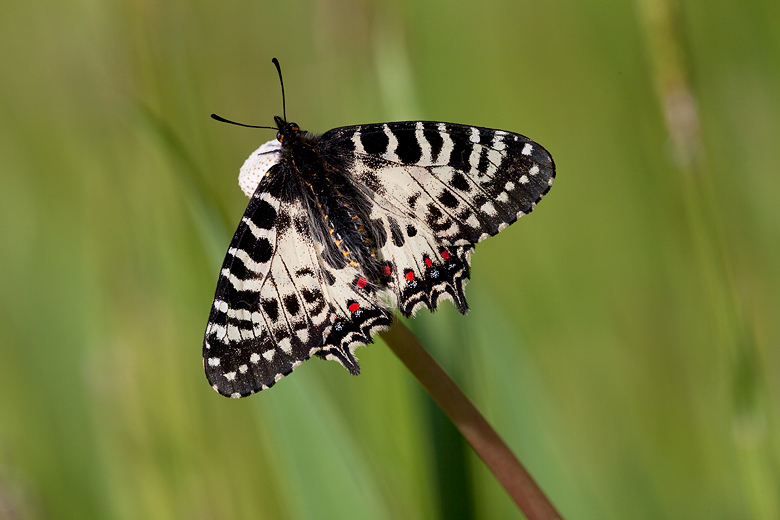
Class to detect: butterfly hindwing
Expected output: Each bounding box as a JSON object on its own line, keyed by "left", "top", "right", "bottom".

{"left": 368, "top": 208, "right": 474, "bottom": 316}
{"left": 314, "top": 264, "right": 392, "bottom": 374}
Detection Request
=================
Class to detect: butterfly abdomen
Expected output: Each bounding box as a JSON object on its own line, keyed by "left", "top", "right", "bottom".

{"left": 295, "top": 155, "right": 384, "bottom": 283}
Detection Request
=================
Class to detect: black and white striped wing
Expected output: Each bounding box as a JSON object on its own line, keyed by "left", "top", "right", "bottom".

{"left": 203, "top": 179, "right": 392, "bottom": 398}
{"left": 203, "top": 188, "right": 328, "bottom": 397}
{"left": 320, "top": 121, "right": 555, "bottom": 316}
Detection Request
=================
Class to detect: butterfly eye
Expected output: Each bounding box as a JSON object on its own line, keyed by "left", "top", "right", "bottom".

{"left": 276, "top": 131, "right": 283, "bottom": 142}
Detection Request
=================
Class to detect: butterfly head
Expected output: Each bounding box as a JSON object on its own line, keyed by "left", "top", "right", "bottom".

{"left": 274, "top": 116, "right": 302, "bottom": 144}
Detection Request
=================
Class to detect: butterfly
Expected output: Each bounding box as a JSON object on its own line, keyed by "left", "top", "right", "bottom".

{"left": 203, "top": 59, "right": 555, "bottom": 398}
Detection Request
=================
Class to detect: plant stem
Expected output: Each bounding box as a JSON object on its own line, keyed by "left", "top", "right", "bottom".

{"left": 380, "top": 320, "right": 563, "bottom": 520}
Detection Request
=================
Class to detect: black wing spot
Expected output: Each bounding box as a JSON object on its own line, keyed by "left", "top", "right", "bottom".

{"left": 294, "top": 216, "right": 309, "bottom": 235}
{"left": 273, "top": 327, "right": 290, "bottom": 341}
{"left": 448, "top": 141, "right": 470, "bottom": 172}
{"left": 406, "top": 224, "right": 417, "bottom": 237}
{"left": 301, "top": 288, "right": 321, "bottom": 304}
{"left": 427, "top": 203, "right": 443, "bottom": 222}
{"left": 250, "top": 237, "right": 274, "bottom": 264}
{"left": 438, "top": 189, "right": 459, "bottom": 209}
{"left": 477, "top": 147, "right": 491, "bottom": 175}
{"left": 423, "top": 125, "right": 444, "bottom": 162}
{"left": 360, "top": 170, "right": 384, "bottom": 194}
{"left": 303, "top": 289, "right": 326, "bottom": 315}
{"left": 261, "top": 299, "right": 279, "bottom": 321}
{"left": 227, "top": 256, "right": 249, "bottom": 281}
{"left": 451, "top": 171, "right": 471, "bottom": 192}
{"left": 275, "top": 210, "right": 291, "bottom": 233}
{"left": 479, "top": 128, "right": 493, "bottom": 146}
{"left": 361, "top": 129, "right": 389, "bottom": 155}
{"left": 226, "top": 286, "right": 260, "bottom": 311}
{"left": 393, "top": 127, "right": 422, "bottom": 164}
{"left": 296, "top": 267, "right": 315, "bottom": 277}
{"left": 252, "top": 199, "right": 277, "bottom": 229}
{"left": 283, "top": 294, "right": 300, "bottom": 316}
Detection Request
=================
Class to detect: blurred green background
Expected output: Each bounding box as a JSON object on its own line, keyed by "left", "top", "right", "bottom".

{"left": 1, "top": 0, "right": 778, "bottom": 518}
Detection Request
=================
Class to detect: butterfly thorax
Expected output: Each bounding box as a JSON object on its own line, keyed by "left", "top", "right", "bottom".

{"left": 274, "top": 119, "right": 385, "bottom": 285}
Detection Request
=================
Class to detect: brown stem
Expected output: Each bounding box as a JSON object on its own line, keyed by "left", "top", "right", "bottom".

{"left": 380, "top": 319, "right": 563, "bottom": 520}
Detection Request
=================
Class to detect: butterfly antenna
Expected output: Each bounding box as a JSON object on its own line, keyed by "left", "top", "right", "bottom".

{"left": 210, "top": 113, "right": 276, "bottom": 130}
{"left": 272, "top": 57, "right": 287, "bottom": 122}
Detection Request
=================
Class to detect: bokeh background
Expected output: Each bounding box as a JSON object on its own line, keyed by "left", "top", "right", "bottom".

{"left": 1, "top": 0, "right": 779, "bottom": 518}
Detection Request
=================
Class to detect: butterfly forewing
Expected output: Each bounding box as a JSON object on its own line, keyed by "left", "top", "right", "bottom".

{"left": 205, "top": 118, "right": 555, "bottom": 397}
{"left": 204, "top": 185, "right": 332, "bottom": 397}
{"left": 321, "top": 122, "right": 553, "bottom": 244}
{"left": 318, "top": 121, "right": 554, "bottom": 315}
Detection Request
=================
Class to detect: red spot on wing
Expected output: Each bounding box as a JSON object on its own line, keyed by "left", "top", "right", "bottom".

{"left": 440, "top": 250, "right": 451, "bottom": 260}
{"left": 424, "top": 257, "right": 433, "bottom": 268}
{"left": 383, "top": 265, "right": 392, "bottom": 275}
{"left": 356, "top": 277, "right": 367, "bottom": 288}
{"left": 348, "top": 302, "right": 360, "bottom": 313}
{"left": 405, "top": 271, "right": 415, "bottom": 281}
